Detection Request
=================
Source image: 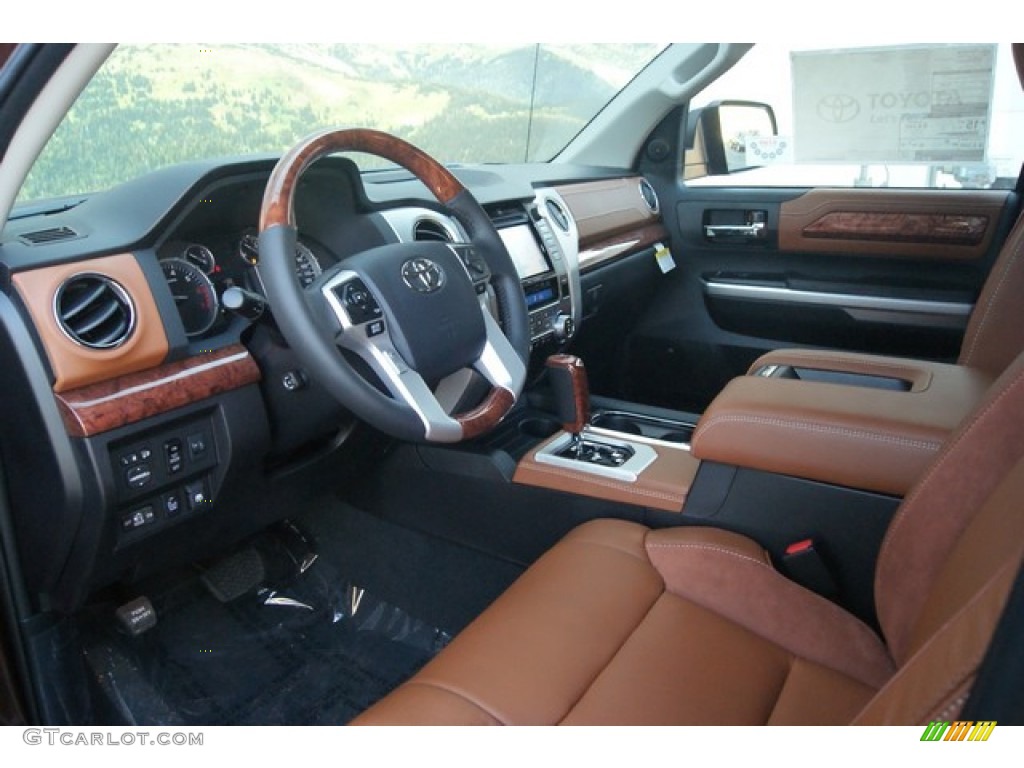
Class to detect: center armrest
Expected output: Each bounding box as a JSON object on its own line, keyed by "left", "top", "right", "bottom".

{"left": 691, "top": 357, "right": 992, "bottom": 496}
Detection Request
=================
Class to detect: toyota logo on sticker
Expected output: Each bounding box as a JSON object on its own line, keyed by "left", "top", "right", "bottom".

{"left": 817, "top": 94, "right": 861, "bottom": 123}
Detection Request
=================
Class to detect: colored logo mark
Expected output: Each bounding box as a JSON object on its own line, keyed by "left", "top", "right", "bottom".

{"left": 920, "top": 721, "right": 997, "bottom": 742}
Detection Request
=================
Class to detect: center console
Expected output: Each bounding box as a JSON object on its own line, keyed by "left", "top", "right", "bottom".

{"left": 493, "top": 188, "right": 582, "bottom": 351}
{"left": 511, "top": 354, "right": 700, "bottom": 512}
{"left": 691, "top": 348, "right": 994, "bottom": 497}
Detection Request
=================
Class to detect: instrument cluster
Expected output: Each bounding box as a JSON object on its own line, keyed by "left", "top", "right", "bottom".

{"left": 158, "top": 229, "right": 326, "bottom": 339}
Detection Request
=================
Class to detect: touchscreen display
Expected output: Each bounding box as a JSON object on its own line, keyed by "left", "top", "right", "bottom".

{"left": 498, "top": 225, "right": 549, "bottom": 279}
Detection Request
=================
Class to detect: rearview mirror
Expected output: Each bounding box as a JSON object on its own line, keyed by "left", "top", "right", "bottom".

{"left": 685, "top": 100, "right": 778, "bottom": 177}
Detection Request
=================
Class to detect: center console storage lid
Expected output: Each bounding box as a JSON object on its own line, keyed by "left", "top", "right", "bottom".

{"left": 691, "top": 360, "right": 992, "bottom": 496}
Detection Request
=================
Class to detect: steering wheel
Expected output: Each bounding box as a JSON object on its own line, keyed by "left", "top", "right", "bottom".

{"left": 257, "top": 128, "right": 529, "bottom": 443}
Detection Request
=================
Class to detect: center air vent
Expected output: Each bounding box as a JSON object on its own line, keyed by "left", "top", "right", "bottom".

{"left": 54, "top": 274, "right": 135, "bottom": 349}
{"left": 544, "top": 199, "right": 571, "bottom": 233}
{"left": 638, "top": 178, "right": 660, "bottom": 214}
{"left": 413, "top": 218, "right": 454, "bottom": 243}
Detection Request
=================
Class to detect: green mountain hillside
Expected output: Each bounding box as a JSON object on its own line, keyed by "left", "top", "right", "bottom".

{"left": 19, "top": 43, "right": 663, "bottom": 202}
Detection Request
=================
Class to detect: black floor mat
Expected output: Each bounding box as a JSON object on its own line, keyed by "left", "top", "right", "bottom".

{"left": 79, "top": 554, "right": 449, "bottom": 725}
{"left": 298, "top": 500, "right": 524, "bottom": 635}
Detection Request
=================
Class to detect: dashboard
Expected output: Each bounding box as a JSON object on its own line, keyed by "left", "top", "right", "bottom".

{"left": 0, "top": 155, "right": 666, "bottom": 610}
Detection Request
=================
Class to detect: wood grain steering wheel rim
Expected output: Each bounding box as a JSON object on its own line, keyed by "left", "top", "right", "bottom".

{"left": 258, "top": 128, "right": 529, "bottom": 443}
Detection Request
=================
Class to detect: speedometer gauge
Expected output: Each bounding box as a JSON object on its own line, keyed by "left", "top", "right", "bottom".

{"left": 161, "top": 257, "right": 219, "bottom": 337}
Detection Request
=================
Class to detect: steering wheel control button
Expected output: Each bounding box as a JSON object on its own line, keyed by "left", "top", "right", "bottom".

{"left": 336, "top": 279, "right": 383, "bottom": 325}
{"left": 281, "top": 370, "right": 308, "bottom": 391}
{"left": 164, "top": 438, "right": 184, "bottom": 474}
{"left": 367, "top": 319, "right": 386, "bottom": 337}
{"left": 125, "top": 464, "right": 153, "bottom": 489}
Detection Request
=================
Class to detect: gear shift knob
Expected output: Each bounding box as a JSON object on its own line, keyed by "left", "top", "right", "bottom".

{"left": 546, "top": 354, "right": 589, "bottom": 436}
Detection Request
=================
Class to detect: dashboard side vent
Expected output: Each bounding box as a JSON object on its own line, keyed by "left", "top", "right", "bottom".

{"left": 20, "top": 226, "right": 82, "bottom": 245}
{"left": 413, "top": 218, "right": 454, "bottom": 243}
{"left": 638, "top": 178, "right": 660, "bottom": 214}
{"left": 54, "top": 274, "right": 135, "bottom": 349}
{"left": 544, "top": 199, "right": 571, "bottom": 233}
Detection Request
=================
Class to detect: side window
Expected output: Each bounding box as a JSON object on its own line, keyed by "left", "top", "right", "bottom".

{"left": 684, "top": 43, "right": 1024, "bottom": 189}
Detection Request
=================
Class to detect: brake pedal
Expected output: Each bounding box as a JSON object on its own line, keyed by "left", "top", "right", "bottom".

{"left": 200, "top": 546, "right": 266, "bottom": 603}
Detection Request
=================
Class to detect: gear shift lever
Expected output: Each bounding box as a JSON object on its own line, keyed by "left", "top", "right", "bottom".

{"left": 546, "top": 354, "right": 633, "bottom": 467}
{"left": 546, "top": 353, "right": 589, "bottom": 440}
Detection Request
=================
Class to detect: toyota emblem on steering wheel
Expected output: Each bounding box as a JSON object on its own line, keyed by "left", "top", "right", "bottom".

{"left": 401, "top": 258, "right": 446, "bottom": 294}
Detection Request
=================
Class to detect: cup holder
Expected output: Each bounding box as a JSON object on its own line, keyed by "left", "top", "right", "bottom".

{"left": 590, "top": 414, "right": 643, "bottom": 435}
{"left": 591, "top": 410, "right": 694, "bottom": 444}
{"left": 519, "top": 417, "right": 561, "bottom": 439}
{"left": 660, "top": 429, "right": 694, "bottom": 444}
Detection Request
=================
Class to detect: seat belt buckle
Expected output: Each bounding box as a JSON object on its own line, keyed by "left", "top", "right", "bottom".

{"left": 781, "top": 539, "right": 839, "bottom": 599}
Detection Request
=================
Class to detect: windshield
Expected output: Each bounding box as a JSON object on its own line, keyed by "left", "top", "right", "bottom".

{"left": 18, "top": 43, "right": 667, "bottom": 203}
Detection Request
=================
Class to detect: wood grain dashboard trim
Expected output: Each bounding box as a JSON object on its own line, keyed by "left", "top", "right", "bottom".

{"left": 779, "top": 189, "right": 1009, "bottom": 260}
{"left": 55, "top": 345, "right": 262, "bottom": 438}
{"left": 11, "top": 253, "right": 170, "bottom": 392}
{"left": 555, "top": 176, "right": 660, "bottom": 247}
{"left": 577, "top": 222, "right": 669, "bottom": 271}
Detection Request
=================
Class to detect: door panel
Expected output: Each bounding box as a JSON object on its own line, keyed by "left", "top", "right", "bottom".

{"left": 0, "top": 618, "right": 25, "bottom": 725}
{"left": 620, "top": 185, "right": 1019, "bottom": 413}
{"left": 778, "top": 189, "right": 1008, "bottom": 259}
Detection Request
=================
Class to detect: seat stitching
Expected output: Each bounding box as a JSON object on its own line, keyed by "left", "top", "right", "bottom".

{"left": 694, "top": 414, "right": 943, "bottom": 451}
{"left": 402, "top": 679, "right": 507, "bottom": 725}
{"left": 646, "top": 541, "right": 769, "bottom": 569}
{"left": 960, "top": 222, "right": 1024, "bottom": 366}
{"left": 649, "top": 540, "right": 894, "bottom": 688}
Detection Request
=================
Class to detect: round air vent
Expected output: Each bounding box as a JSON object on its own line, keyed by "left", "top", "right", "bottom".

{"left": 413, "top": 217, "right": 454, "bottom": 243}
{"left": 54, "top": 273, "right": 136, "bottom": 349}
{"left": 638, "top": 178, "right": 660, "bottom": 214}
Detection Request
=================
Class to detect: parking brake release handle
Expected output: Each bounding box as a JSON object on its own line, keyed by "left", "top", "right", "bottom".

{"left": 546, "top": 354, "right": 589, "bottom": 437}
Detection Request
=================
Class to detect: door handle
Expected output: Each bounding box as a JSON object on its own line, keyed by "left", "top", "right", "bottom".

{"left": 704, "top": 221, "right": 766, "bottom": 239}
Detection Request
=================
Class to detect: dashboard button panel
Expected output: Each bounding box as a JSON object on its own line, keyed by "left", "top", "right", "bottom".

{"left": 111, "top": 416, "right": 219, "bottom": 545}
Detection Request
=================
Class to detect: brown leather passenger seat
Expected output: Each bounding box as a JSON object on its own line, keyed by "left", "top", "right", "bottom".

{"left": 353, "top": 350, "right": 1024, "bottom": 725}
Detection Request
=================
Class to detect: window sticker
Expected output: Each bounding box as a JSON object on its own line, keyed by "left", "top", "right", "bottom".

{"left": 792, "top": 44, "right": 996, "bottom": 164}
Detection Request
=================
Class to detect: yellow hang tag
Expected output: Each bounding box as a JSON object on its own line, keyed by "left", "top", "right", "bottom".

{"left": 654, "top": 242, "right": 676, "bottom": 274}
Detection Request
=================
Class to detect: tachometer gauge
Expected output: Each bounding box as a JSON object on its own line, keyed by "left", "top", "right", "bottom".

{"left": 237, "top": 232, "right": 260, "bottom": 266}
{"left": 161, "top": 257, "right": 219, "bottom": 337}
{"left": 182, "top": 243, "right": 216, "bottom": 274}
{"left": 236, "top": 230, "right": 323, "bottom": 287}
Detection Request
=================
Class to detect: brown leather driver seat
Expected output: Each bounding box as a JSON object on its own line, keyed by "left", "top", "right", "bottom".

{"left": 354, "top": 351, "right": 1024, "bottom": 725}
